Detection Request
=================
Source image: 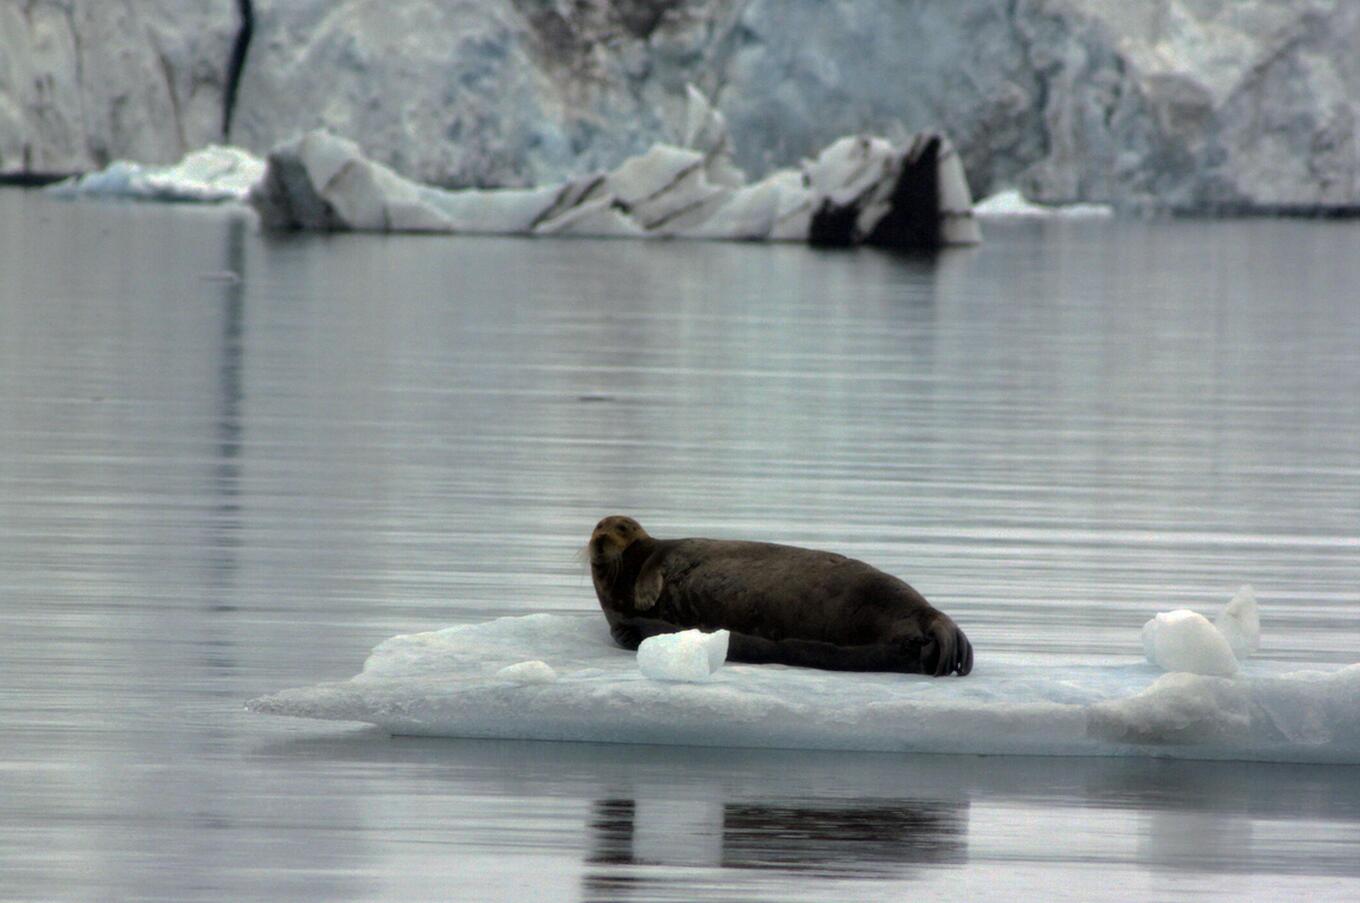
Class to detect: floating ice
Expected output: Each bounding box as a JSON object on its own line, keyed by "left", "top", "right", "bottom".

{"left": 1142, "top": 610, "right": 1240, "bottom": 677}
{"left": 247, "top": 88, "right": 979, "bottom": 249}
{"left": 974, "top": 188, "right": 1114, "bottom": 219}
{"left": 637, "top": 629, "right": 730, "bottom": 683}
{"left": 249, "top": 129, "right": 978, "bottom": 248}
{"left": 47, "top": 145, "right": 265, "bottom": 203}
{"left": 247, "top": 613, "right": 1360, "bottom": 764}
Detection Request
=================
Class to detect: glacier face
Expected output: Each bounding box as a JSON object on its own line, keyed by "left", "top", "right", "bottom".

{"left": 0, "top": 0, "right": 238, "bottom": 175}
{"left": 4, "top": 1, "right": 1358, "bottom": 209}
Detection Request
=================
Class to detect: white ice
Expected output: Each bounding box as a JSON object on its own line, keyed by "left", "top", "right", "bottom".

{"left": 495, "top": 660, "right": 558, "bottom": 685}
{"left": 47, "top": 145, "right": 265, "bottom": 203}
{"left": 1141, "top": 585, "right": 1262, "bottom": 675}
{"left": 247, "top": 611, "right": 1360, "bottom": 764}
{"left": 637, "top": 629, "right": 730, "bottom": 683}
{"left": 974, "top": 188, "right": 1114, "bottom": 219}
{"left": 1142, "top": 610, "right": 1240, "bottom": 677}
{"left": 1216, "top": 584, "right": 1261, "bottom": 658}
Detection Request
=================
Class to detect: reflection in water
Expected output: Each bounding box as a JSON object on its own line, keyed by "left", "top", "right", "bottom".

{"left": 583, "top": 794, "right": 967, "bottom": 898}
{"left": 720, "top": 800, "right": 967, "bottom": 873}
{"left": 256, "top": 734, "right": 1360, "bottom": 897}
{"left": 209, "top": 216, "right": 246, "bottom": 605}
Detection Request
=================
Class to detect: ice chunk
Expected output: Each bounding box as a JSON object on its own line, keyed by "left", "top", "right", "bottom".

{"left": 637, "top": 629, "right": 730, "bottom": 682}
{"left": 680, "top": 83, "right": 745, "bottom": 188}
{"left": 496, "top": 660, "right": 558, "bottom": 685}
{"left": 47, "top": 145, "right": 265, "bottom": 203}
{"left": 974, "top": 189, "right": 1113, "bottom": 219}
{"left": 1216, "top": 584, "right": 1260, "bottom": 658}
{"left": 1142, "top": 609, "right": 1240, "bottom": 676}
{"left": 246, "top": 132, "right": 451, "bottom": 231}
{"left": 246, "top": 613, "right": 1360, "bottom": 764}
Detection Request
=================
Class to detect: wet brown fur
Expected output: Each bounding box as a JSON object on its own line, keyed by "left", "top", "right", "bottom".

{"left": 588, "top": 515, "right": 973, "bottom": 677}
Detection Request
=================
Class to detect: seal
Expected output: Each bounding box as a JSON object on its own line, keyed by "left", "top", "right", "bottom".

{"left": 588, "top": 515, "right": 973, "bottom": 677}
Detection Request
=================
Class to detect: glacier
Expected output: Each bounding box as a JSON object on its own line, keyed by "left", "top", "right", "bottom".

{"left": 248, "top": 610, "right": 1360, "bottom": 764}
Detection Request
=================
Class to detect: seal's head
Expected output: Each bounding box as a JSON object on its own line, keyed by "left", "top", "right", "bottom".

{"left": 589, "top": 515, "right": 649, "bottom": 567}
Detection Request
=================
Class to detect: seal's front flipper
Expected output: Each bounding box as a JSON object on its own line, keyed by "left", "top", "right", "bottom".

{"left": 610, "top": 616, "right": 685, "bottom": 651}
{"left": 610, "top": 620, "right": 643, "bottom": 650}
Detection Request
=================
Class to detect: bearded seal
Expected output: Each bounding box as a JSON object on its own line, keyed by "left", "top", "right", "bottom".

{"left": 588, "top": 515, "right": 973, "bottom": 677}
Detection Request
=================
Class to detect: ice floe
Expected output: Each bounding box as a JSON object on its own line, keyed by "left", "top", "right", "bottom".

{"left": 47, "top": 145, "right": 264, "bottom": 203}
{"left": 248, "top": 605, "right": 1360, "bottom": 764}
{"left": 974, "top": 188, "right": 1114, "bottom": 219}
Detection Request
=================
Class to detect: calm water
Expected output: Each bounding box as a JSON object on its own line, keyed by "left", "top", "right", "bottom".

{"left": 1, "top": 191, "right": 1357, "bottom": 901}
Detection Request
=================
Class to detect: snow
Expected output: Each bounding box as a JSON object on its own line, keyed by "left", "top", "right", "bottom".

{"left": 47, "top": 146, "right": 265, "bottom": 203}
{"left": 637, "top": 629, "right": 730, "bottom": 682}
{"left": 495, "top": 661, "right": 558, "bottom": 685}
{"left": 247, "top": 610, "right": 1360, "bottom": 764}
{"left": 974, "top": 189, "right": 1114, "bottom": 219}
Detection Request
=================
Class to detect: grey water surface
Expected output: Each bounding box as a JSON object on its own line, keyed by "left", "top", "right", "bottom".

{"left": 1, "top": 191, "right": 1357, "bottom": 901}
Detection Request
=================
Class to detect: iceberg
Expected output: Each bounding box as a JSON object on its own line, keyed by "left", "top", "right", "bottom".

{"left": 247, "top": 86, "right": 979, "bottom": 249}
{"left": 46, "top": 145, "right": 265, "bottom": 203}
{"left": 249, "top": 128, "right": 978, "bottom": 249}
{"left": 248, "top": 612, "right": 1360, "bottom": 764}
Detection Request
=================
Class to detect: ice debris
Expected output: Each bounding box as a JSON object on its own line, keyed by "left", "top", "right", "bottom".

{"left": 247, "top": 611, "right": 1360, "bottom": 764}
{"left": 1142, "top": 585, "right": 1261, "bottom": 676}
{"left": 974, "top": 188, "right": 1113, "bottom": 219}
{"left": 1216, "top": 584, "right": 1261, "bottom": 658}
{"left": 637, "top": 629, "right": 730, "bottom": 683}
{"left": 1142, "top": 610, "right": 1240, "bottom": 677}
{"left": 47, "top": 145, "right": 264, "bottom": 203}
